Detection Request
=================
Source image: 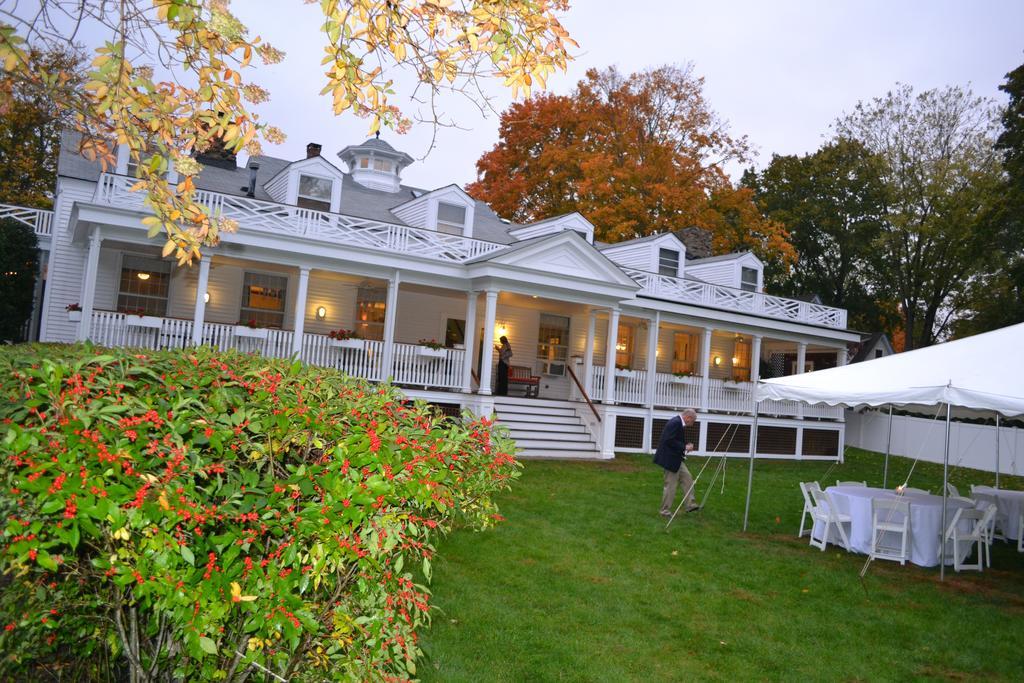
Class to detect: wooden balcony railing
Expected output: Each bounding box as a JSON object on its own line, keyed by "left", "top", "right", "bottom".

{"left": 0, "top": 202, "right": 53, "bottom": 237}
{"left": 622, "top": 268, "right": 848, "bottom": 329}
{"left": 93, "top": 173, "right": 506, "bottom": 265}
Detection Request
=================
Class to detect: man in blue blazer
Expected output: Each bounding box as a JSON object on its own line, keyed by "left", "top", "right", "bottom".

{"left": 654, "top": 408, "right": 700, "bottom": 517}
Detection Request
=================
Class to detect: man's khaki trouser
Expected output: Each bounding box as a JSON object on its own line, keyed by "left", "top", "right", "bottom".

{"left": 660, "top": 463, "right": 695, "bottom": 515}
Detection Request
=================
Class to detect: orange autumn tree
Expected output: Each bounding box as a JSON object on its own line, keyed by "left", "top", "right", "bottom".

{"left": 0, "top": 0, "right": 576, "bottom": 264}
{"left": 468, "top": 64, "right": 794, "bottom": 264}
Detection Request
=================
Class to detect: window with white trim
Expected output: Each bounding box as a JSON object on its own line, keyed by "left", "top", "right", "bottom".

{"left": 355, "top": 284, "right": 386, "bottom": 341}
{"left": 436, "top": 202, "right": 467, "bottom": 235}
{"left": 658, "top": 249, "right": 679, "bottom": 276}
{"left": 672, "top": 332, "right": 697, "bottom": 375}
{"left": 297, "top": 174, "right": 332, "bottom": 212}
{"left": 537, "top": 313, "right": 570, "bottom": 375}
{"left": 615, "top": 323, "right": 635, "bottom": 368}
{"left": 117, "top": 255, "right": 170, "bottom": 316}
{"left": 240, "top": 272, "right": 287, "bottom": 328}
{"left": 740, "top": 266, "right": 758, "bottom": 292}
{"left": 373, "top": 159, "right": 392, "bottom": 172}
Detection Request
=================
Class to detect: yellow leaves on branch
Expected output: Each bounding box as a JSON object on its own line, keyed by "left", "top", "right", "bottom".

{"left": 0, "top": 1, "right": 575, "bottom": 264}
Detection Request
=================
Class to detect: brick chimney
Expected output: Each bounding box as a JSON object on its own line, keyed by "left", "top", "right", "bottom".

{"left": 674, "top": 227, "right": 713, "bottom": 259}
{"left": 306, "top": 142, "right": 322, "bottom": 159}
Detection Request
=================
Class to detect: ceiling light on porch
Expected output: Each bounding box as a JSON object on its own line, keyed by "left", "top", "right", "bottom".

{"left": 532, "top": 295, "right": 538, "bottom": 299}
{"left": 136, "top": 272, "right": 151, "bottom": 280}
{"left": 316, "top": 305, "right": 327, "bottom": 320}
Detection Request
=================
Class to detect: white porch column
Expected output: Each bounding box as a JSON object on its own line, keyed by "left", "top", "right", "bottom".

{"left": 190, "top": 256, "right": 212, "bottom": 346}
{"left": 603, "top": 308, "right": 620, "bottom": 404}
{"left": 290, "top": 267, "right": 310, "bottom": 357}
{"left": 380, "top": 271, "right": 401, "bottom": 380}
{"left": 583, "top": 309, "right": 597, "bottom": 396}
{"left": 796, "top": 342, "right": 807, "bottom": 419}
{"left": 461, "top": 290, "right": 478, "bottom": 393}
{"left": 836, "top": 345, "right": 848, "bottom": 367}
{"left": 750, "top": 334, "right": 763, "bottom": 415}
{"left": 750, "top": 335, "right": 763, "bottom": 383}
{"left": 699, "top": 327, "right": 713, "bottom": 410}
{"left": 644, "top": 312, "right": 660, "bottom": 408}
{"left": 78, "top": 230, "right": 103, "bottom": 341}
{"left": 478, "top": 290, "right": 498, "bottom": 395}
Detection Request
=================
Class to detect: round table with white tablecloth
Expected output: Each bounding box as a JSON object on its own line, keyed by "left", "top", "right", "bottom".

{"left": 813, "top": 486, "right": 973, "bottom": 567}
{"left": 971, "top": 486, "right": 1024, "bottom": 540}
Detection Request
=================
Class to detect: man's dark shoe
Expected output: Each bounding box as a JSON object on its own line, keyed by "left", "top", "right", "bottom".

{"left": 685, "top": 504, "right": 701, "bottom": 513}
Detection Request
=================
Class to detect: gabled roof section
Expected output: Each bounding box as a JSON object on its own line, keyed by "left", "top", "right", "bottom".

{"left": 687, "top": 250, "right": 762, "bottom": 267}
{"left": 470, "top": 230, "right": 638, "bottom": 287}
{"left": 508, "top": 212, "right": 595, "bottom": 243}
{"left": 263, "top": 155, "right": 347, "bottom": 191}
{"left": 598, "top": 232, "right": 686, "bottom": 254}
{"left": 390, "top": 184, "right": 475, "bottom": 215}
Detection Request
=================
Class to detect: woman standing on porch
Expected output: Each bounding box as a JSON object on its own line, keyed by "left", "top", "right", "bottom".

{"left": 495, "top": 336, "right": 513, "bottom": 396}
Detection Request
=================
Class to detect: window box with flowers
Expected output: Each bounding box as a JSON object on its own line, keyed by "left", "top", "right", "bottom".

{"left": 671, "top": 371, "right": 696, "bottom": 384}
{"left": 327, "top": 329, "right": 364, "bottom": 350}
{"left": 417, "top": 339, "right": 446, "bottom": 358}
{"left": 614, "top": 365, "right": 638, "bottom": 379}
{"left": 123, "top": 310, "right": 164, "bottom": 330}
{"left": 66, "top": 303, "right": 82, "bottom": 322}
{"left": 233, "top": 320, "right": 270, "bottom": 340}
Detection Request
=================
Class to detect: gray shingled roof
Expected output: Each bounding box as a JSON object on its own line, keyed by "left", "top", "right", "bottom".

{"left": 56, "top": 131, "right": 518, "bottom": 244}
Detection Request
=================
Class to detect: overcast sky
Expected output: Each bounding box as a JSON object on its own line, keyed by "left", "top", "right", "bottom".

{"left": 58, "top": 1, "right": 1024, "bottom": 188}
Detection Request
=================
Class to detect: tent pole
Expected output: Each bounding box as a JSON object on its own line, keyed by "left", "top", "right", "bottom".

{"left": 742, "top": 408, "right": 760, "bottom": 532}
{"left": 995, "top": 413, "right": 1001, "bottom": 489}
{"left": 882, "top": 404, "right": 893, "bottom": 489}
{"left": 940, "top": 403, "right": 951, "bottom": 582}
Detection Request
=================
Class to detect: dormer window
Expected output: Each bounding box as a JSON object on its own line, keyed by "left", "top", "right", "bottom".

{"left": 741, "top": 266, "right": 758, "bottom": 292}
{"left": 437, "top": 202, "right": 467, "bottom": 235}
{"left": 297, "top": 174, "right": 332, "bottom": 212}
{"left": 658, "top": 249, "right": 679, "bottom": 276}
{"left": 373, "top": 159, "right": 392, "bottom": 172}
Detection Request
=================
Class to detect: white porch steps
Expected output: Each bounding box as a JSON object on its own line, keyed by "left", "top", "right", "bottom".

{"left": 492, "top": 396, "right": 604, "bottom": 460}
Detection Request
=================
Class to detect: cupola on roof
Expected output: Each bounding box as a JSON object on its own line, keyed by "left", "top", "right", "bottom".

{"left": 337, "top": 133, "right": 415, "bottom": 193}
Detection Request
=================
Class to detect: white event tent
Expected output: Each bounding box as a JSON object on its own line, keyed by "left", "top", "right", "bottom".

{"left": 741, "top": 322, "right": 1024, "bottom": 578}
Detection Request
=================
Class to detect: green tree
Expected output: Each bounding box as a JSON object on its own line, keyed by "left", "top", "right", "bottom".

{"left": 0, "top": 217, "right": 39, "bottom": 342}
{"left": 835, "top": 84, "right": 1004, "bottom": 349}
{"left": 0, "top": 47, "right": 81, "bottom": 208}
{"left": 744, "top": 139, "right": 894, "bottom": 331}
{"left": 953, "top": 61, "right": 1024, "bottom": 337}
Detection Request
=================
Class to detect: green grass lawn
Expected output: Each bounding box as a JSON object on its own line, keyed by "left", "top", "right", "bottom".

{"left": 420, "top": 448, "right": 1024, "bottom": 682}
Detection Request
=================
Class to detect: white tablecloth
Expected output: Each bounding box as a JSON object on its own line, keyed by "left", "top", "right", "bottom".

{"left": 971, "top": 486, "right": 1024, "bottom": 540}
{"left": 813, "top": 486, "right": 973, "bottom": 567}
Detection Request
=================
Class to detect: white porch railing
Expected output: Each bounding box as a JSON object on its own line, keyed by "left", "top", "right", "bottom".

{"left": 653, "top": 374, "right": 702, "bottom": 410}
{"left": 84, "top": 311, "right": 462, "bottom": 390}
{"left": 706, "top": 378, "right": 754, "bottom": 413}
{"left": 0, "top": 202, "right": 53, "bottom": 236}
{"left": 622, "top": 268, "right": 848, "bottom": 329}
{"left": 93, "top": 173, "right": 506, "bottom": 264}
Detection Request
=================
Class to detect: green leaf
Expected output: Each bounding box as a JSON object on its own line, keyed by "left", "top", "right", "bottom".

{"left": 199, "top": 636, "right": 218, "bottom": 655}
{"left": 180, "top": 545, "right": 195, "bottom": 566}
{"left": 37, "top": 550, "right": 58, "bottom": 572}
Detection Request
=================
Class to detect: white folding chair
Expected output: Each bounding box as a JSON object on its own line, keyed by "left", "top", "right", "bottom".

{"left": 901, "top": 487, "right": 930, "bottom": 495}
{"left": 809, "top": 488, "right": 851, "bottom": 552}
{"left": 798, "top": 482, "right": 820, "bottom": 538}
{"left": 869, "top": 497, "right": 910, "bottom": 565}
{"left": 836, "top": 480, "right": 867, "bottom": 487}
{"left": 949, "top": 495, "right": 976, "bottom": 507}
{"left": 945, "top": 482, "right": 960, "bottom": 497}
{"left": 972, "top": 492, "right": 1007, "bottom": 541}
{"left": 941, "top": 504, "right": 997, "bottom": 572}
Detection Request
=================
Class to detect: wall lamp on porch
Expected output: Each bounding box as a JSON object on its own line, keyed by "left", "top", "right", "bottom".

{"left": 713, "top": 355, "right": 722, "bottom": 366}
{"left": 316, "top": 306, "right": 328, "bottom": 321}
{"left": 495, "top": 323, "right": 509, "bottom": 338}
{"left": 203, "top": 292, "right": 210, "bottom": 304}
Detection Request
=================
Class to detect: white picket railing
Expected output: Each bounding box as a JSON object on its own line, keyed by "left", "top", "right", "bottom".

{"left": 84, "top": 312, "right": 463, "bottom": 390}
{"left": 706, "top": 378, "right": 754, "bottom": 413}
{"left": 391, "top": 344, "right": 464, "bottom": 390}
{"left": 653, "top": 374, "right": 702, "bottom": 410}
{"left": 623, "top": 268, "right": 848, "bottom": 329}
{"left": 0, "top": 202, "right": 53, "bottom": 236}
{"left": 93, "top": 173, "right": 505, "bottom": 264}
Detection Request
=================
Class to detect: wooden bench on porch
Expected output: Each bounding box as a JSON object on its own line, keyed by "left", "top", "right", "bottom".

{"left": 508, "top": 365, "right": 541, "bottom": 398}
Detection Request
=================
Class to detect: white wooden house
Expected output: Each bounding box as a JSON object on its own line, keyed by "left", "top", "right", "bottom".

{"left": 2, "top": 132, "right": 859, "bottom": 460}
